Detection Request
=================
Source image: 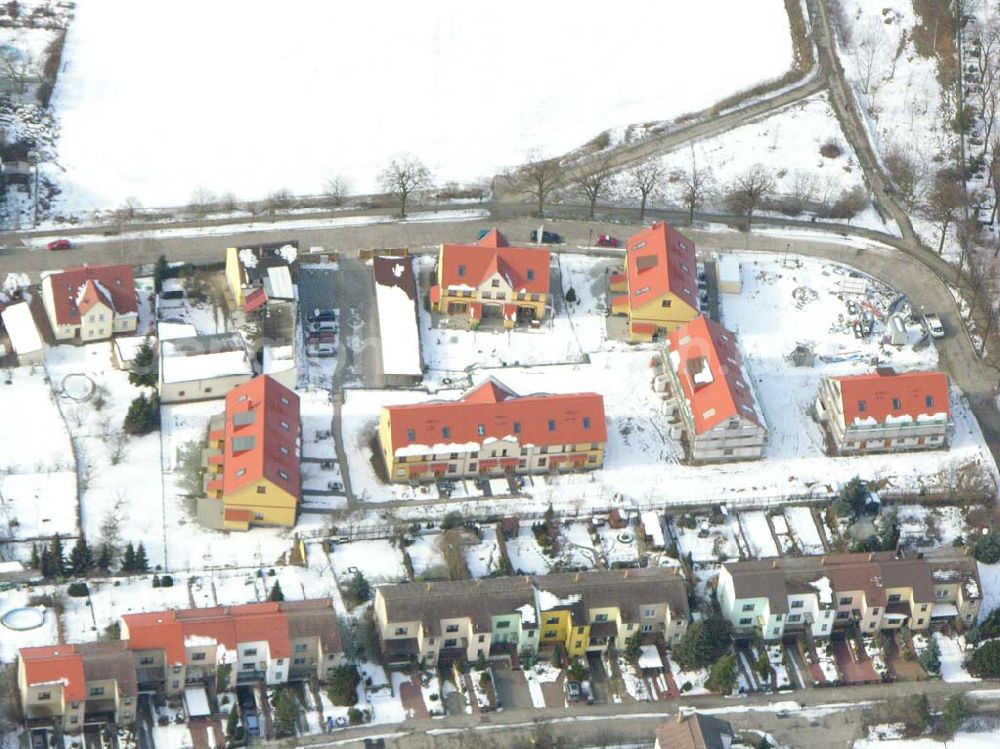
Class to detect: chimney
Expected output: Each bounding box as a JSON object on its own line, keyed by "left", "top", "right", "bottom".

{"left": 868, "top": 553, "right": 874, "bottom": 561}
{"left": 771, "top": 560, "right": 778, "bottom": 569}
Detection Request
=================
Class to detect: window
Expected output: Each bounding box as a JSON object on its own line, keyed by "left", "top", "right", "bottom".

{"left": 276, "top": 659, "right": 284, "bottom": 665}
{"left": 513, "top": 422, "right": 521, "bottom": 434}
{"left": 478, "top": 635, "right": 486, "bottom": 643}
{"left": 491, "top": 279, "right": 500, "bottom": 288}
{"left": 917, "top": 618, "right": 925, "bottom": 625}
{"left": 936, "top": 589, "right": 948, "bottom": 599}
{"left": 836, "top": 611, "right": 849, "bottom": 620}
{"left": 526, "top": 269, "right": 535, "bottom": 281}
{"left": 446, "top": 624, "right": 459, "bottom": 633}
{"left": 643, "top": 608, "right": 656, "bottom": 618}
{"left": 544, "top": 630, "right": 558, "bottom": 638}
{"left": 574, "top": 640, "right": 583, "bottom": 648}
{"left": 892, "top": 398, "right": 901, "bottom": 410}
{"left": 232, "top": 436, "right": 256, "bottom": 452}
{"left": 242, "top": 663, "right": 255, "bottom": 671}
{"left": 925, "top": 395, "right": 934, "bottom": 408}
{"left": 838, "top": 597, "right": 852, "bottom": 605}
{"left": 280, "top": 446, "right": 289, "bottom": 455}
{"left": 920, "top": 605, "right": 927, "bottom": 612}
{"left": 235, "top": 468, "right": 247, "bottom": 477}
{"left": 244, "top": 648, "right": 258, "bottom": 656}
{"left": 477, "top": 424, "right": 485, "bottom": 436}
{"left": 741, "top": 603, "right": 754, "bottom": 612}
{"left": 546, "top": 617, "right": 559, "bottom": 625}
{"left": 139, "top": 656, "right": 154, "bottom": 666}
{"left": 822, "top": 624, "right": 829, "bottom": 632}
{"left": 661, "top": 299, "right": 672, "bottom": 308}
{"left": 443, "top": 427, "right": 451, "bottom": 439}
{"left": 407, "top": 429, "right": 416, "bottom": 441}
{"left": 791, "top": 600, "right": 804, "bottom": 609}
{"left": 280, "top": 420, "right": 290, "bottom": 430}
{"left": 280, "top": 395, "right": 290, "bottom": 405}
{"left": 191, "top": 652, "right": 206, "bottom": 661}
{"left": 594, "top": 613, "right": 608, "bottom": 622}
{"left": 548, "top": 419, "right": 556, "bottom": 432}
{"left": 278, "top": 469, "right": 289, "bottom": 480}
{"left": 775, "top": 614, "right": 782, "bottom": 621}
{"left": 443, "top": 638, "right": 458, "bottom": 648}
{"left": 583, "top": 417, "right": 591, "bottom": 430}
{"left": 888, "top": 594, "right": 901, "bottom": 603}
{"left": 640, "top": 624, "right": 653, "bottom": 633}
{"left": 869, "top": 621, "right": 876, "bottom": 629}
{"left": 37, "top": 692, "right": 51, "bottom": 701}
{"left": 457, "top": 265, "right": 466, "bottom": 277}
{"left": 538, "top": 458, "right": 546, "bottom": 467}
{"left": 857, "top": 401, "right": 867, "bottom": 413}
{"left": 772, "top": 628, "right": 780, "bottom": 636}
{"left": 69, "top": 717, "right": 79, "bottom": 725}
{"left": 257, "top": 485, "right": 266, "bottom": 494}
{"left": 395, "top": 627, "right": 408, "bottom": 636}
{"left": 293, "top": 658, "right": 305, "bottom": 666}
{"left": 871, "top": 608, "right": 880, "bottom": 616}
{"left": 787, "top": 614, "right": 801, "bottom": 623}
{"left": 295, "top": 643, "right": 308, "bottom": 652}
{"left": 233, "top": 411, "right": 256, "bottom": 427}
{"left": 739, "top": 618, "right": 752, "bottom": 625}
{"left": 496, "top": 620, "right": 510, "bottom": 629}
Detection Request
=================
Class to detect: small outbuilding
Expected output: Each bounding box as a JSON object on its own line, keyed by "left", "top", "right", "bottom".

{"left": 717, "top": 256, "right": 741, "bottom": 294}
{"left": 159, "top": 332, "right": 253, "bottom": 403}
{"left": 0, "top": 302, "right": 43, "bottom": 365}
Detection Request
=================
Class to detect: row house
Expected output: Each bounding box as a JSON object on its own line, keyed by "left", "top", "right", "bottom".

{"left": 655, "top": 713, "right": 734, "bottom": 749}
{"left": 120, "top": 600, "right": 343, "bottom": 695}
{"left": 224, "top": 241, "right": 298, "bottom": 312}
{"left": 18, "top": 642, "right": 137, "bottom": 732}
{"left": 200, "top": 375, "right": 301, "bottom": 530}
{"left": 374, "top": 568, "right": 688, "bottom": 667}
{"left": 610, "top": 221, "right": 699, "bottom": 341}
{"left": 378, "top": 377, "right": 606, "bottom": 483}
{"left": 718, "top": 550, "right": 981, "bottom": 642}
{"left": 41, "top": 264, "right": 138, "bottom": 341}
{"left": 429, "top": 229, "right": 550, "bottom": 327}
{"left": 655, "top": 315, "right": 766, "bottom": 462}
{"left": 816, "top": 369, "right": 951, "bottom": 454}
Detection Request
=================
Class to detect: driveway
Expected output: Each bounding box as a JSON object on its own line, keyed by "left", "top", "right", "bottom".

{"left": 491, "top": 661, "right": 534, "bottom": 711}
{"left": 831, "top": 637, "right": 880, "bottom": 685}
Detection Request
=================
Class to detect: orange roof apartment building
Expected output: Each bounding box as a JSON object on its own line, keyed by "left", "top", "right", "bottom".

{"left": 610, "top": 222, "right": 700, "bottom": 341}
{"left": 429, "top": 230, "right": 550, "bottom": 328}
{"left": 654, "top": 315, "right": 766, "bottom": 462}
{"left": 18, "top": 600, "right": 343, "bottom": 730}
{"left": 199, "top": 375, "right": 301, "bottom": 531}
{"left": 816, "top": 369, "right": 951, "bottom": 454}
{"left": 378, "top": 377, "right": 607, "bottom": 483}
{"left": 41, "top": 264, "right": 139, "bottom": 341}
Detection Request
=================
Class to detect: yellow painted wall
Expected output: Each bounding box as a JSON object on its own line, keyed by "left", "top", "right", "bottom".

{"left": 224, "top": 479, "right": 297, "bottom": 527}
{"left": 630, "top": 292, "right": 698, "bottom": 331}
{"left": 224, "top": 248, "right": 244, "bottom": 306}
{"left": 539, "top": 610, "right": 571, "bottom": 645}
{"left": 565, "top": 623, "right": 590, "bottom": 658}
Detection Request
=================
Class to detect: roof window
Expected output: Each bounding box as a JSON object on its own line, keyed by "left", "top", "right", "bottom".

{"left": 858, "top": 401, "right": 867, "bottom": 413}
{"left": 925, "top": 395, "right": 934, "bottom": 408}
{"left": 407, "top": 429, "right": 416, "bottom": 441}
{"left": 548, "top": 419, "right": 556, "bottom": 432}
{"left": 231, "top": 436, "right": 256, "bottom": 452}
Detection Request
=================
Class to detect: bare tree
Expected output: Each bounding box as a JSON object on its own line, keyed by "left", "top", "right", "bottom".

{"left": 724, "top": 164, "right": 774, "bottom": 229}
{"left": 187, "top": 187, "right": 215, "bottom": 216}
{"left": 884, "top": 143, "right": 926, "bottom": 209}
{"left": 574, "top": 156, "right": 614, "bottom": 219}
{"left": 678, "top": 147, "right": 715, "bottom": 224}
{"left": 853, "top": 19, "right": 887, "bottom": 112}
{"left": 626, "top": 160, "right": 665, "bottom": 223}
{"left": 926, "top": 170, "right": 966, "bottom": 254}
{"left": 780, "top": 170, "right": 819, "bottom": 215}
{"left": 218, "top": 192, "right": 238, "bottom": 212}
{"left": 324, "top": 174, "right": 351, "bottom": 208}
{"left": 0, "top": 47, "right": 33, "bottom": 95}
{"left": 379, "top": 155, "right": 431, "bottom": 218}
{"left": 114, "top": 196, "right": 141, "bottom": 223}
{"left": 264, "top": 188, "right": 293, "bottom": 220}
{"left": 505, "top": 152, "right": 564, "bottom": 217}
{"left": 955, "top": 214, "right": 982, "bottom": 278}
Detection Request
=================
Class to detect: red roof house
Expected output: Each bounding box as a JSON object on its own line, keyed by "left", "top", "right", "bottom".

{"left": 19, "top": 645, "right": 87, "bottom": 702}
{"left": 41, "top": 264, "right": 138, "bottom": 340}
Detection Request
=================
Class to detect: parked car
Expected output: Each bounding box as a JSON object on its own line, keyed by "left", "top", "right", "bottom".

{"left": 923, "top": 313, "right": 945, "bottom": 339}
{"left": 307, "top": 308, "right": 337, "bottom": 322}
{"left": 307, "top": 319, "right": 337, "bottom": 333}
{"left": 307, "top": 330, "right": 336, "bottom": 342}
{"left": 47, "top": 239, "right": 72, "bottom": 251}
{"left": 307, "top": 342, "right": 336, "bottom": 357}
{"left": 565, "top": 680, "right": 582, "bottom": 702}
{"left": 595, "top": 233, "right": 619, "bottom": 248}
{"left": 530, "top": 229, "right": 564, "bottom": 244}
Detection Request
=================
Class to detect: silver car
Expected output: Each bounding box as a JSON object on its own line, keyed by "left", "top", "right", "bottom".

{"left": 923, "top": 313, "right": 945, "bottom": 339}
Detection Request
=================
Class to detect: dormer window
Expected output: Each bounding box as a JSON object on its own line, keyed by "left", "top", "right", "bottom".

{"left": 491, "top": 279, "right": 500, "bottom": 288}
{"left": 477, "top": 424, "right": 485, "bottom": 436}
{"left": 513, "top": 422, "right": 521, "bottom": 434}
{"left": 548, "top": 419, "right": 556, "bottom": 432}
{"left": 892, "top": 398, "right": 901, "bottom": 410}
{"left": 858, "top": 401, "right": 867, "bottom": 413}
{"left": 527, "top": 270, "right": 535, "bottom": 281}
{"left": 407, "top": 429, "right": 416, "bottom": 441}
{"left": 458, "top": 265, "right": 466, "bottom": 277}
{"left": 925, "top": 395, "right": 934, "bottom": 408}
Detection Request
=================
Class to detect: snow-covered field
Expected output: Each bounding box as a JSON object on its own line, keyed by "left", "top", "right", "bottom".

{"left": 856, "top": 728, "right": 1000, "bottom": 749}
{"left": 50, "top": 0, "right": 793, "bottom": 211}
{"left": 330, "top": 539, "right": 408, "bottom": 585}
{"left": 505, "top": 527, "right": 554, "bottom": 575}
{"left": 464, "top": 526, "right": 502, "bottom": 578}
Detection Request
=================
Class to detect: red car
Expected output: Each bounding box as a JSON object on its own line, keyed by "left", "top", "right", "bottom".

{"left": 47, "top": 239, "right": 72, "bottom": 251}
{"left": 595, "top": 234, "right": 619, "bottom": 248}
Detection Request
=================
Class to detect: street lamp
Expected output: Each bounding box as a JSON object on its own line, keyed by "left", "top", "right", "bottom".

{"left": 27, "top": 149, "right": 38, "bottom": 228}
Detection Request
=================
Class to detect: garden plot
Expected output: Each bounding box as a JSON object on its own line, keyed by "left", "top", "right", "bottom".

{"left": 739, "top": 512, "right": 780, "bottom": 559}
{"left": 670, "top": 516, "right": 741, "bottom": 563}
{"left": 406, "top": 534, "right": 449, "bottom": 580}
{"left": 770, "top": 513, "right": 795, "bottom": 554}
{"left": 895, "top": 505, "right": 969, "bottom": 547}
{"left": 668, "top": 656, "right": 710, "bottom": 696}
{"left": 50, "top": 0, "right": 792, "bottom": 212}
{"left": 331, "top": 539, "right": 408, "bottom": 585}
{"left": 299, "top": 389, "right": 336, "bottom": 459}
{"left": 0, "top": 366, "right": 77, "bottom": 545}
{"left": 0, "top": 588, "right": 59, "bottom": 663}
{"left": 783, "top": 506, "right": 826, "bottom": 555}
{"left": 464, "top": 526, "right": 502, "bottom": 578}
{"left": 978, "top": 562, "right": 1000, "bottom": 621}
{"left": 505, "top": 527, "right": 555, "bottom": 575}
{"left": 557, "top": 522, "right": 601, "bottom": 570}
{"left": 597, "top": 524, "right": 640, "bottom": 567}
{"left": 932, "top": 632, "right": 979, "bottom": 683}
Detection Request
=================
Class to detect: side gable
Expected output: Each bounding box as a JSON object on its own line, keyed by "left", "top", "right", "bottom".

{"left": 835, "top": 370, "right": 950, "bottom": 426}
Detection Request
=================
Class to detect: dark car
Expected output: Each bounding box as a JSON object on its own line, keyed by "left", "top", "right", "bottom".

{"left": 595, "top": 234, "right": 619, "bottom": 248}
{"left": 47, "top": 239, "right": 72, "bottom": 251}
{"left": 530, "top": 230, "right": 564, "bottom": 244}
{"left": 307, "top": 308, "right": 337, "bottom": 322}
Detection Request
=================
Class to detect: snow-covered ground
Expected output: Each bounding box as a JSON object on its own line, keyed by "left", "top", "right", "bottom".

{"left": 597, "top": 524, "right": 640, "bottom": 566}
{"left": 505, "top": 527, "right": 554, "bottom": 575}
{"left": 464, "top": 526, "right": 502, "bottom": 578}
{"left": 933, "top": 631, "right": 979, "bottom": 683}
{"left": 330, "top": 539, "right": 408, "bottom": 585}
{"left": 855, "top": 727, "right": 1000, "bottom": 749}
{"left": 406, "top": 533, "right": 447, "bottom": 579}
{"left": 739, "top": 512, "right": 780, "bottom": 559}
{"left": 671, "top": 516, "right": 741, "bottom": 563}
{"left": 557, "top": 522, "right": 601, "bottom": 570}
{"left": 979, "top": 562, "right": 1000, "bottom": 621}
{"left": 784, "top": 506, "right": 826, "bottom": 554}
{"left": 49, "top": 0, "right": 793, "bottom": 212}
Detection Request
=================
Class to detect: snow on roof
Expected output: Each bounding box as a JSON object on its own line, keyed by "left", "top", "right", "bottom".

{"left": 808, "top": 576, "right": 833, "bottom": 605}
{"left": 718, "top": 255, "right": 741, "bottom": 285}
{"left": 238, "top": 247, "right": 259, "bottom": 269}
{"left": 931, "top": 603, "right": 959, "bottom": 618}
{"left": 160, "top": 334, "right": 253, "bottom": 384}
{"left": 373, "top": 256, "right": 422, "bottom": 377}
{"left": 183, "top": 686, "right": 211, "bottom": 718}
{"left": 1, "top": 302, "right": 42, "bottom": 354}
{"left": 113, "top": 336, "right": 149, "bottom": 364}
{"left": 0, "top": 560, "right": 24, "bottom": 574}
{"left": 638, "top": 644, "right": 663, "bottom": 669}
{"left": 535, "top": 588, "right": 581, "bottom": 611}
{"left": 641, "top": 511, "right": 665, "bottom": 548}
{"left": 516, "top": 603, "right": 536, "bottom": 625}
{"left": 184, "top": 634, "right": 218, "bottom": 647}
{"left": 262, "top": 345, "right": 295, "bottom": 374}
{"left": 276, "top": 244, "right": 297, "bottom": 265}
{"left": 265, "top": 266, "right": 294, "bottom": 300}
{"left": 157, "top": 321, "right": 198, "bottom": 341}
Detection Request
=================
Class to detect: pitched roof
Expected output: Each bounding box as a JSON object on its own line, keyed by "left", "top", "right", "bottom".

{"left": 378, "top": 576, "right": 537, "bottom": 632}
{"left": 624, "top": 221, "right": 698, "bottom": 311}
{"left": 121, "top": 600, "right": 340, "bottom": 665}
{"left": 656, "top": 714, "right": 734, "bottom": 749}
{"left": 665, "top": 315, "right": 763, "bottom": 433}
{"left": 19, "top": 645, "right": 87, "bottom": 702}
{"left": 438, "top": 232, "right": 550, "bottom": 294}
{"left": 44, "top": 264, "right": 137, "bottom": 326}
{"left": 834, "top": 370, "right": 950, "bottom": 426}
{"left": 221, "top": 375, "right": 300, "bottom": 497}
{"left": 382, "top": 376, "right": 606, "bottom": 453}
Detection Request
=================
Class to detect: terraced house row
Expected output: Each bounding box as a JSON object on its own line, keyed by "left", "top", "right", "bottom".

{"left": 374, "top": 568, "right": 688, "bottom": 666}
{"left": 18, "top": 600, "right": 342, "bottom": 732}
{"left": 717, "top": 549, "right": 981, "bottom": 642}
